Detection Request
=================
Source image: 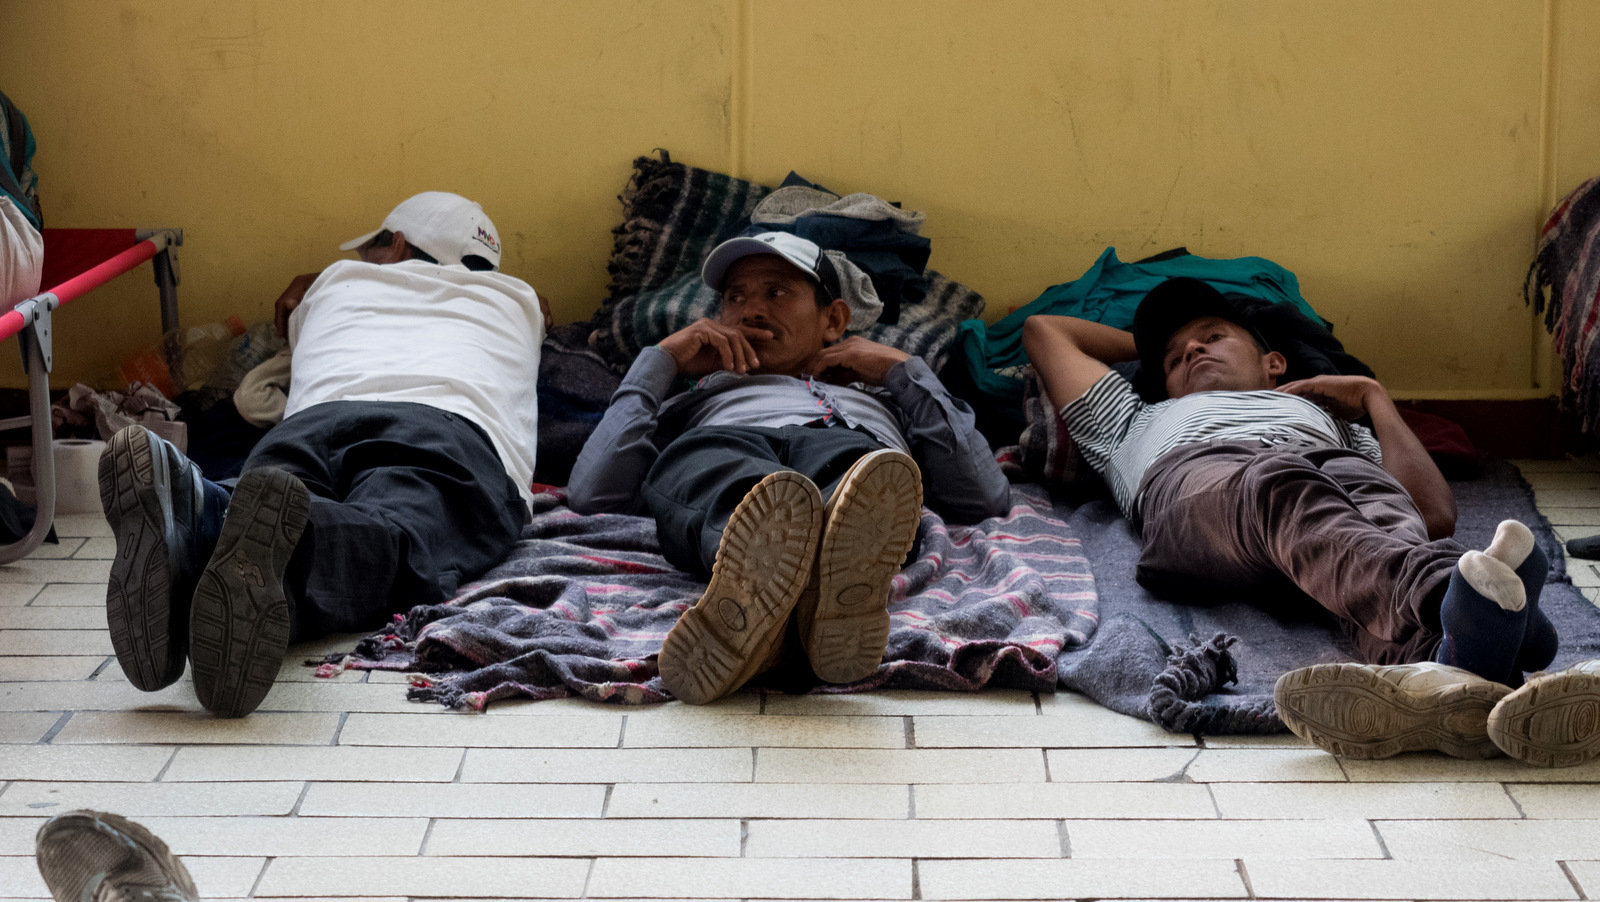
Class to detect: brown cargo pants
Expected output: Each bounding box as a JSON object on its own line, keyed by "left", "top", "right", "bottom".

{"left": 1133, "top": 440, "right": 1465, "bottom": 664}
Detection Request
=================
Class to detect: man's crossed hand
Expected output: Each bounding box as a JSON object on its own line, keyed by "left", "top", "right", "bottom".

{"left": 1276, "top": 374, "right": 1387, "bottom": 421}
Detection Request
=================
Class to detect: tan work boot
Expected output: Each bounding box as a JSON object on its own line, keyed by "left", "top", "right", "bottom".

{"left": 797, "top": 449, "right": 922, "bottom": 684}
{"left": 1274, "top": 661, "right": 1512, "bottom": 759}
{"left": 1487, "top": 659, "right": 1600, "bottom": 767}
{"left": 658, "top": 471, "right": 823, "bottom": 705}
{"left": 35, "top": 810, "right": 198, "bottom": 902}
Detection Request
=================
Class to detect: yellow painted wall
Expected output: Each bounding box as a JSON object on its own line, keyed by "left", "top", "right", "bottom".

{"left": 1, "top": 0, "right": 1595, "bottom": 398}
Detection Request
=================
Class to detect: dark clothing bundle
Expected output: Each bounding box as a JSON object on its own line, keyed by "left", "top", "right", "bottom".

{"left": 1526, "top": 174, "right": 1600, "bottom": 429}
{"left": 241, "top": 401, "right": 528, "bottom": 640}
{"left": 1135, "top": 439, "right": 1462, "bottom": 666}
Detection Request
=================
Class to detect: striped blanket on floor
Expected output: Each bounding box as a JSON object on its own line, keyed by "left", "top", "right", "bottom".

{"left": 324, "top": 483, "right": 1097, "bottom": 709}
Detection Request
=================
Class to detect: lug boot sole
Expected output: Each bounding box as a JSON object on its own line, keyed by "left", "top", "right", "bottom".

{"left": 805, "top": 450, "right": 921, "bottom": 684}
{"left": 100, "top": 427, "right": 188, "bottom": 692}
{"left": 1487, "top": 670, "right": 1600, "bottom": 767}
{"left": 1275, "top": 662, "right": 1510, "bottom": 759}
{"left": 189, "top": 468, "right": 309, "bottom": 718}
{"left": 658, "top": 471, "right": 822, "bottom": 705}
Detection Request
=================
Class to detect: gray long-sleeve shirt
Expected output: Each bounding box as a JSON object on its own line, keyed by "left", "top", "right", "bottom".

{"left": 568, "top": 346, "right": 1012, "bottom": 525}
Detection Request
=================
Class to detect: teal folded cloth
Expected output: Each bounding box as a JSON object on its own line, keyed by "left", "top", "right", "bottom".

{"left": 956, "top": 246, "right": 1322, "bottom": 402}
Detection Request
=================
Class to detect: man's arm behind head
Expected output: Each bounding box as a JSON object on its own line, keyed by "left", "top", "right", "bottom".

{"left": 1022, "top": 315, "right": 1138, "bottom": 408}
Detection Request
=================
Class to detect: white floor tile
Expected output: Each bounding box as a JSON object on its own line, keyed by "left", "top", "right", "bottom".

{"left": 744, "top": 818, "right": 1061, "bottom": 858}
{"left": 0, "top": 608, "right": 106, "bottom": 630}
{"left": 756, "top": 747, "right": 1046, "bottom": 783}
{"left": 1065, "top": 818, "right": 1382, "bottom": 859}
{"left": 337, "top": 712, "right": 620, "bottom": 747}
{"left": 763, "top": 689, "right": 1037, "bottom": 716}
{"left": 917, "top": 858, "right": 1246, "bottom": 900}
{"left": 427, "top": 818, "right": 741, "bottom": 857}
{"left": 587, "top": 857, "right": 912, "bottom": 899}
{"left": 164, "top": 744, "right": 463, "bottom": 782}
{"left": 0, "top": 781, "right": 302, "bottom": 817}
{"left": 1378, "top": 817, "right": 1600, "bottom": 860}
{"left": 0, "top": 657, "right": 103, "bottom": 682}
{"left": 0, "top": 745, "right": 174, "bottom": 781}
{"left": 255, "top": 855, "right": 590, "bottom": 898}
{"left": 297, "top": 781, "right": 605, "bottom": 818}
{"left": 606, "top": 782, "right": 909, "bottom": 819}
{"left": 916, "top": 782, "right": 1217, "bottom": 819}
{"left": 136, "top": 816, "right": 429, "bottom": 856}
{"left": 624, "top": 713, "right": 905, "bottom": 748}
{"left": 1211, "top": 781, "right": 1523, "bottom": 819}
{"left": 1244, "top": 858, "right": 1579, "bottom": 899}
{"left": 461, "top": 747, "right": 753, "bottom": 783}
{"left": 1507, "top": 783, "right": 1600, "bottom": 818}
{"left": 0, "top": 712, "right": 59, "bottom": 743}
{"left": 52, "top": 710, "right": 340, "bottom": 745}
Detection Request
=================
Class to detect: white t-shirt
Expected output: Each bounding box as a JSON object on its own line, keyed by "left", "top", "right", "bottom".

{"left": 285, "top": 259, "right": 544, "bottom": 509}
{"left": 0, "top": 196, "right": 42, "bottom": 308}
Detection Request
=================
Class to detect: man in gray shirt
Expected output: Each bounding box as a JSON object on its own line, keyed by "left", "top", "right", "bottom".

{"left": 570, "top": 232, "right": 1010, "bottom": 704}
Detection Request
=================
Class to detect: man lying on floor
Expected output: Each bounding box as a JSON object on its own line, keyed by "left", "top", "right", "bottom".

{"left": 102, "top": 192, "right": 545, "bottom": 717}
{"left": 1025, "top": 277, "right": 1600, "bottom": 767}
{"left": 568, "top": 232, "right": 1011, "bottom": 704}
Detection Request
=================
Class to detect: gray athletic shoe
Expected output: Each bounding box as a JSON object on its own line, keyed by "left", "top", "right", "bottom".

{"left": 34, "top": 810, "right": 198, "bottom": 902}
{"left": 100, "top": 425, "right": 218, "bottom": 692}
{"left": 1275, "top": 661, "right": 1511, "bottom": 759}
{"left": 1487, "top": 658, "right": 1600, "bottom": 767}
{"left": 189, "top": 466, "right": 310, "bottom": 718}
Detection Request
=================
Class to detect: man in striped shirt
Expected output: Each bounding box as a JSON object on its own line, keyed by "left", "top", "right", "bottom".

{"left": 1025, "top": 277, "right": 1567, "bottom": 762}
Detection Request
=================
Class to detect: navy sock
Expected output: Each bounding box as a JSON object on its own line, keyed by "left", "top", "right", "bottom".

{"left": 1513, "top": 539, "right": 1558, "bottom": 675}
{"left": 197, "top": 479, "right": 230, "bottom": 555}
{"left": 1435, "top": 566, "right": 1528, "bottom": 685}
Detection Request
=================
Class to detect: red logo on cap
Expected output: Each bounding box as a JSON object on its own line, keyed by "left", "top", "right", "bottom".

{"left": 474, "top": 226, "right": 500, "bottom": 254}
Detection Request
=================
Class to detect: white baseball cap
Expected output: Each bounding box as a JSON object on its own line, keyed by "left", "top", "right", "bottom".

{"left": 340, "top": 191, "right": 502, "bottom": 270}
{"left": 701, "top": 231, "right": 840, "bottom": 298}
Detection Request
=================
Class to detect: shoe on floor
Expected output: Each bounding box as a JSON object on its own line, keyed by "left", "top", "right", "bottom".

{"left": 100, "top": 425, "right": 224, "bottom": 692}
{"left": 1274, "top": 661, "right": 1512, "bottom": 759}
{"left": 34, "top": 809, "right": 198, "bottom": 902}
{"left": 1487, "top": 659, "right": 1600, "bottom": 767}
{"left": 189, "top": 467, "right": 310, "bottom": 718}
{"left": 658, "top": 470, "right": 823, "bottom": 705}
{"left": 799, "top": 449, "right": 922, "bottom": 684}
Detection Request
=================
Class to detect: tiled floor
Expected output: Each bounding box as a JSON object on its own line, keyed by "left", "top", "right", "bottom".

{"left": 1, "top": 462, "right": 1599, "bottom": 901}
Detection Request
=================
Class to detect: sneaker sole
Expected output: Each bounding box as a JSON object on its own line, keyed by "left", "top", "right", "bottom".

{"left": 808, "top": 450, "right": 921, "bottom": 684}
{"left": 189, "top": 468, "right": 309, "bottom": 718}
{"left": 1274, "top": 662, "right": 1510, "bottom": 759}
{"left": 1487, "top": 670, "right": 1600, "bottom": 767}
{"left": 658, "top": 471, "right": 822, "bottom": 705}
{"left": 35, "top": 809, "right": 198, "bottom": 902}
{"left": 100, "top": 427, "right": 187, "bottom": 692}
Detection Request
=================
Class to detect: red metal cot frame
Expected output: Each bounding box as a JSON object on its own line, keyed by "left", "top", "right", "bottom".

{"left": 0, "top": 228, "right": 183, "bottom": 563}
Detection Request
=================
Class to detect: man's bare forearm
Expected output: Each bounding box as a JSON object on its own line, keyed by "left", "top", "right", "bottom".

{"left": 1367, "top": 391, "right": 1457, "bottom": 540}
{"left": 1021, "top": 315, "right": 1134, "bottom": 409}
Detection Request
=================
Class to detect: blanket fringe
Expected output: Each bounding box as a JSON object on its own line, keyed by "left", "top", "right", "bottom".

{"left": 1147, "top": 632, "right": 1281, "bottom": 735}
{"left": 602, "top": 150, "right": 685, "bottom": 305}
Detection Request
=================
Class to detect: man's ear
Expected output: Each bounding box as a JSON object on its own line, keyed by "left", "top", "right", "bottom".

{"left": 1264, "top": 350, "right": 1288, "bottom": 379}
{"left": 380, "top": 231, "right": 411, "bottom": 265}
{"left": 821, "top": 297, "right": 851, "bottom": 342}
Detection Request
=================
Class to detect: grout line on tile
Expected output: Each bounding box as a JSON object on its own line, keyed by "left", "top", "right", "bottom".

{"left": 910, "top": 858, "right": 922, "bottom": 901}
{"left": 1503, "top": 782, "right": 1530, "bottom": 818}
{"left": 419, "top": 817, "right": 437, "bottom": 856}
{"left": 616, "top": 714, "right": 628, "bottom": 749}
{"left": 1333, "top": 755, "right": 1352, "bottom": 782}
{"left": 86, "top": 656, "right": 114, "bottom": 681}
{"left": 36, "top": 711, "right": 71, "bottom": 744}
{"left": 1234, "top": 859, "right": 1255, "bottom": 899}
{"left": 288, "top": 781, "right": 312, "bottom": 816}
{"left": 0, "top": 780, "right": 11, "bottom": 799}
{"left": 903, "top": 715, "right": 916, "bottom": 749}
{"left": 601, "top": 784, "right": 614, "bottom": 818}
{"left": 151, "top": 747, "right": 179, "bottom": 782}
{"left": 907, "top": 784, "right": 916, "bottom": 820}
{"left": 1367, "top": 820, "right": 1392, "bottom": 860}
{"left": 328, "top": 711, "right": 349, "bottom": 746}
{"left": 578, "top": 857, "right": 596, "bottom": 900}
{"left": 1205, "top": 783, "right": 1223, "bottom": 818}
{"left": 750, "top": 747, "right": 758, "bottom": 781}
{"left": 451, "top": 749, "right": 467, "bottom": 783}
{"left": 245, "top": 857, "right": 272, "bottom": 899}
{"left": 759, "top": 690, "right": 767, "bottom": 714}
{"left": 1056, "top": 820, "right": 1070, "bottom": 858}
{"left": 739, "top": 819, "right": 749, "bottom": 857}
{"left": 1041, "top": 748, "right": 1052, "bottom": 782}
{"left": 1032, "top": 691, "right": 1042, "bottom": 714}
{"left": 1559, "top": 860, "right": 1589, "bottom": 901}
{"left": 1158, "top": 748, "right": 1202, "bottom": 783}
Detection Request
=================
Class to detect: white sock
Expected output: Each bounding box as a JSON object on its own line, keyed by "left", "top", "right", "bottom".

{"left": 1459, "top": 550, "right": 1526, "bottom": 612}
{"left": 1483, "top": 519, "right": 1535, "bottom": 571}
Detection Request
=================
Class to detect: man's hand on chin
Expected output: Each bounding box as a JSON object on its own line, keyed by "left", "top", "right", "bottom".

{"left": 804, "top": 336, "right": 910, "bottom": 387}
{"left": 1276, "top": 374, "right": 1386, "bottom": 421}
{"left": 657, "top": 318, "right": 773, "bottom": 377}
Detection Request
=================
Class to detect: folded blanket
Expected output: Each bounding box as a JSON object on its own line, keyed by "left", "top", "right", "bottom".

{"left": 1526, "top": 174, "right": 1600, "bottom": 429}
{"left": 322, "top": 483, "right": 1097, "bottom": 708}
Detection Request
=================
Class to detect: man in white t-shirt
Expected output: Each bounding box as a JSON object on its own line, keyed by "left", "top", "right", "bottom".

{"left": 0, "top": 88, "right": 42, "bottom": 316}
{"left": 100, "top": 192, "right": 546, "bottom": 717}
{"left": 1023, "top": 276, "right": 1587, "bottom": 765}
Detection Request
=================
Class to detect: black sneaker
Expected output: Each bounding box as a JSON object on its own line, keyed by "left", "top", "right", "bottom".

{"left": 189, "top": 467, "right": 310, "bottom": 718}
{"left": 34, "top": 810, "right": 198, "bottom": 902}
{"left": 100, "top": 426, "right": 222, "bottom": 692}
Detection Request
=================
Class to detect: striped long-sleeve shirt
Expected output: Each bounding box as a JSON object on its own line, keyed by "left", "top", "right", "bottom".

{"left": 1061, "top": 371, "right": 1382, "bottom": 519}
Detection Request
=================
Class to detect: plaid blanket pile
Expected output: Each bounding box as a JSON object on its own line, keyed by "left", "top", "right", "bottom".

{"left": 324, "top": 483, "right": 1097, "bottom": 709}
{"left": 1527, "top": 174, "right": 1600, "bottom": 429}
{"left": 589, "top": 151, "right": 984, "bottom": 373}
